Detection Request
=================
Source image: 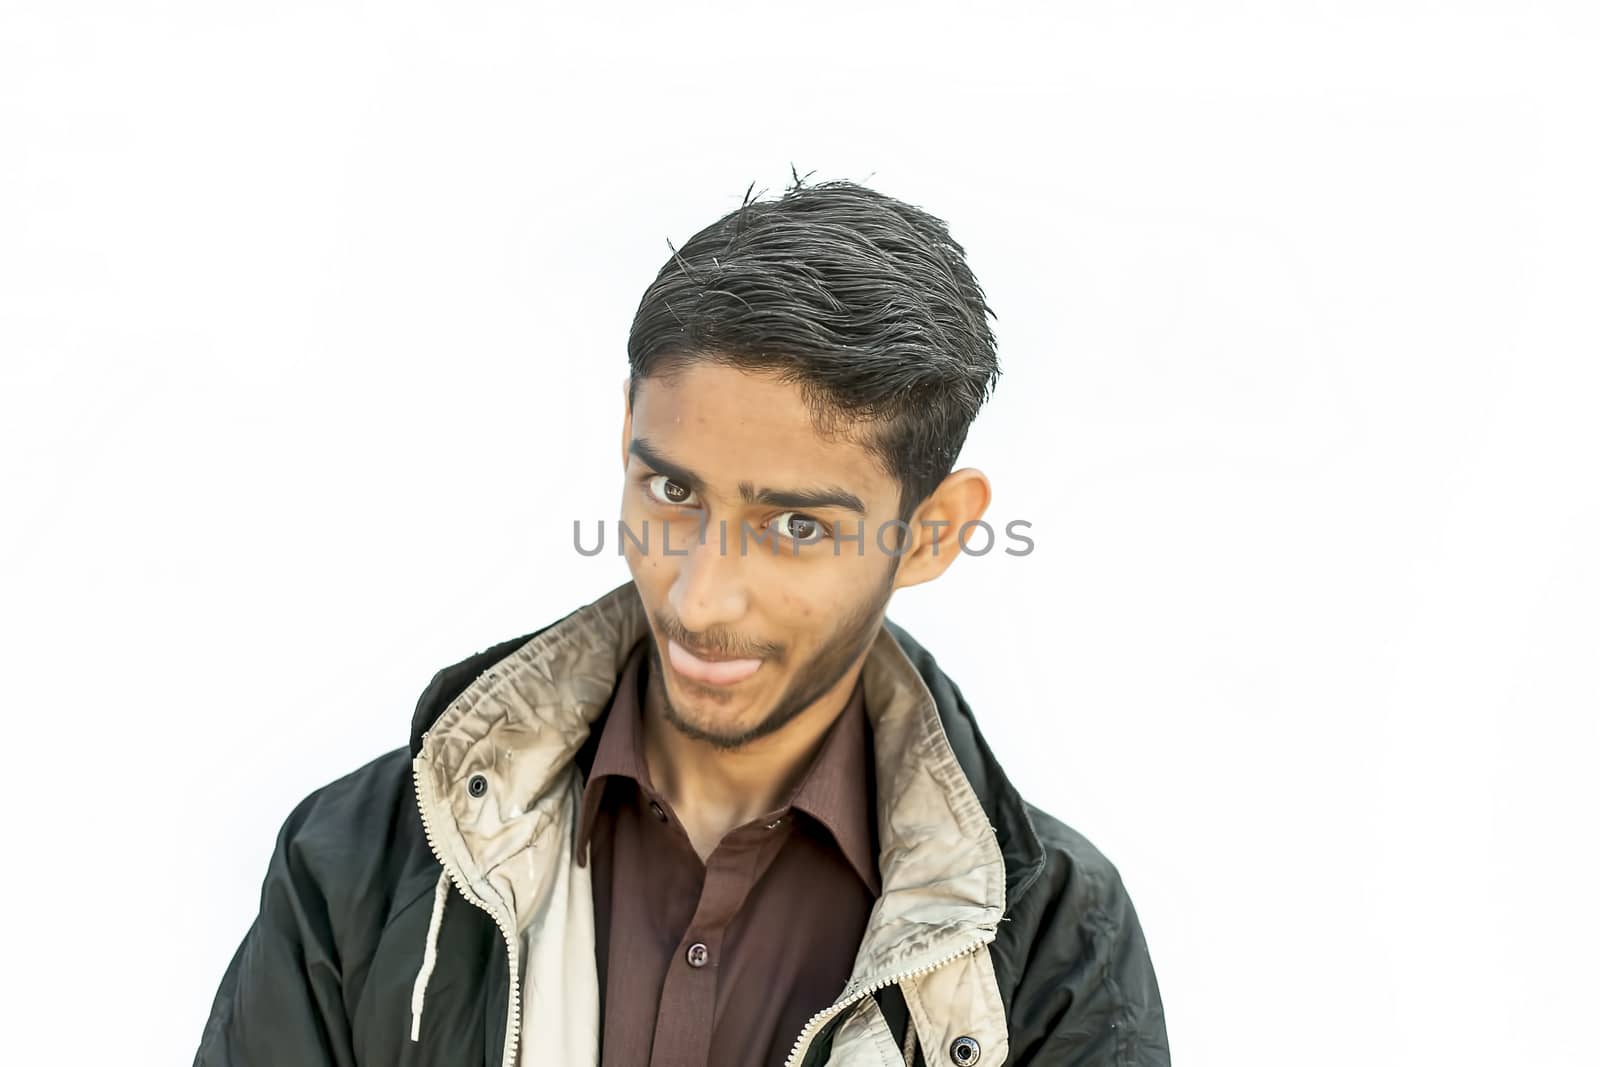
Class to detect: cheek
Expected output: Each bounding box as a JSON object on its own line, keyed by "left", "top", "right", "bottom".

{"left": 618, "top": 495, "right": 652, "bottom": 567}
{"left": 625, "top": 542, "right": 672, "bottom": 587}
{"left": 623, "top": 542, "right": 688, "bottom": 607}
{"left": 771, "top": 586, "right": 820, "bottom": 637}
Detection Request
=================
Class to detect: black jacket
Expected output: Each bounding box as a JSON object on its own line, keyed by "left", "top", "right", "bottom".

{"left": 195, "top": 583, "right": 1169, "bottom": 1066}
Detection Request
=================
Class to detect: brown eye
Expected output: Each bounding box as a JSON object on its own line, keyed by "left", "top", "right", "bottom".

{"left": 774, "top": 512, "right": 827, "bottom": 543}
{"left": 648, "top": 475, "right": 698, "bottom": 506}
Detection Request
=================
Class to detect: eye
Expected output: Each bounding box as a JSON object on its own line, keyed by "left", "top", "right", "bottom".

{"left": 772, "top": 511, "right": 829, "bottom": 544}
{"left": 646, "top": 475, "right": 698, "bottom": 507}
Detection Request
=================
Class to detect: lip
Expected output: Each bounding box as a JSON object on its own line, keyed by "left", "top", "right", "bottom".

{"left": 666, "top": 638, "right": 763, "bottom": 687}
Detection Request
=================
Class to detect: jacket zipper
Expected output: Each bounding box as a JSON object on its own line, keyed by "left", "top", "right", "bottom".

{"left": 781, "top": 932, "right": 996, "bottom": 1067}
{"left": 412, "top": 751, "right": 524, "bottom": 1067}
{"left": 415, "top": 741, "right": 987, "bottom": 1067}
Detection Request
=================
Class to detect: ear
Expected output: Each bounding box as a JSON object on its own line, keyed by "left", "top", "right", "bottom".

{"left": 891, "top": 468, "right": 993, "bottom": 591}
{"left": 620, "top": 376, "right": 633, "bottom": 472}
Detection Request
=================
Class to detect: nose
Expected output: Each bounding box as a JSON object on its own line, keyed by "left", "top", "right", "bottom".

{"left": 666, "top": 516, "right": 749, "bottom": 635}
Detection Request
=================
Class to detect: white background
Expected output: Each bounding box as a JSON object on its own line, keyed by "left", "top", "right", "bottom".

{"left": 3, "top": 3, "right": 1596, "bottom": 1064}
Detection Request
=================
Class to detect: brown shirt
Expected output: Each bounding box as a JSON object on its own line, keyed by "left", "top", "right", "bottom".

{"left": 575, "top": 638, "right": 880, "bottom": 1067}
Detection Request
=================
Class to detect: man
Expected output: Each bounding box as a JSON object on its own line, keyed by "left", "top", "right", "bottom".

{"left": 195, "top": 175, "right": 1169, "bottom": 1066}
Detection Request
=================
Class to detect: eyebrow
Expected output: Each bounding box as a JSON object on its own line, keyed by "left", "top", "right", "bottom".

{"left": 629, "top": 438, "right": 868, "bottom": 515}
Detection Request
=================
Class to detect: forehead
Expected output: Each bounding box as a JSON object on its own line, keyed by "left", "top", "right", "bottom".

{"left": 629, "top": 362, "right": 894, "bottom": 503}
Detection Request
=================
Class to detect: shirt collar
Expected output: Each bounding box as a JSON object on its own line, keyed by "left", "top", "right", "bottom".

{"left": 787, "top": 671, "right": 878, "bottom": 895}
{"left": 576, "top": 638, "right": 652, "bottom": 846}
{"left": 576, "top": 638, "right": 881, "bottom": 897}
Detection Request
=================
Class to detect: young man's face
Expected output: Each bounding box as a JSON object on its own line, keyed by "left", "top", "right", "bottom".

{"left": 619, "top": 361, "right": 909, "bottom": 750}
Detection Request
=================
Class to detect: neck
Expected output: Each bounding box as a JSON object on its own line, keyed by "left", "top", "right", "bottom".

{"left": 639, "top": 656, "right": 866, "bottom": 853}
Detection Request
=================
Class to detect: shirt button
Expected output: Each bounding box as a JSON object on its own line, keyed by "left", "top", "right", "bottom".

{"left": 685, "top": 942, "right": 709, "bottom": 968}
{"left": 649, "top": 801, "right": 668, "bottom": 822}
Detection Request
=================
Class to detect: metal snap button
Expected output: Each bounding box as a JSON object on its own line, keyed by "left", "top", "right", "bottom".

{"left": 467, "top": 774, "right": 488, "bottom": 797}
{"left": 650, "top": 801, "right": 668, "bottom": 822}
{"left": 685, "top": 942, "right": 709, "bottom": 968}
{"left": 949, "top": 1035, "right": 981, "bottom": 1065}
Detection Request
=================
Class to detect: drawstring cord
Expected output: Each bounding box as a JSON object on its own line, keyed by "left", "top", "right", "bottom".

{"left": 406, "top": 861, "right": 922, "bottom": 1059}
{"left": 409, "top": 869, "right": 451, "bottom": 1042}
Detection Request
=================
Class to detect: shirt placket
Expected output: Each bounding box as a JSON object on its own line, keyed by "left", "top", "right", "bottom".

{"left": 646, "top": 791, "right": 794, "bottom": 1067}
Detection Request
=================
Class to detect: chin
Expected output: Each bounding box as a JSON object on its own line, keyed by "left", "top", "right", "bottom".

{"left": 666, "top": 707, "right": 759, "bottom": 749}
{"left": 662, "top": 682, "right": 769, "bottom": 741}
{"left": 675, "top": 690, "right": 763, "bottom": 737}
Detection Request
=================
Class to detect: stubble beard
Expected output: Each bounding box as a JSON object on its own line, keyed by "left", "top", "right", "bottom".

{"left": 645, "top": 563, "right": 898, "bottom": 752}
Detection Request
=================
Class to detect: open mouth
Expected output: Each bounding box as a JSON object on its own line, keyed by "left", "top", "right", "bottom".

{"left": 666, "top": 638, "right": 763, "bottom": 686}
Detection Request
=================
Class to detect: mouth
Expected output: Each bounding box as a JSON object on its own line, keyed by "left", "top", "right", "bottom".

{"left": 666, "top": 638, "right": 764, "bottom": 687}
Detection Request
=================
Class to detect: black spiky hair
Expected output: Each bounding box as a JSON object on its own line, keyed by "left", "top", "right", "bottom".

{"left": 626, "top": 167, "right": 1000, "bottom": 521}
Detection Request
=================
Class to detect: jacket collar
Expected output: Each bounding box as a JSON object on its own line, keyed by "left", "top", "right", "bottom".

{"left": 409, "top": 580, "right": 1044, "bottom": 985}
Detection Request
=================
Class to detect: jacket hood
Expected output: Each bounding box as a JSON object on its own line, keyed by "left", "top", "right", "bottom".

{"left": 406, "top": 580, "right": 1048, "bottom": 912}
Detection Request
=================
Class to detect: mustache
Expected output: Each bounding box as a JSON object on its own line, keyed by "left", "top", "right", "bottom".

{"left": 653, "top": 611, "right": 785, "bottom": 662}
